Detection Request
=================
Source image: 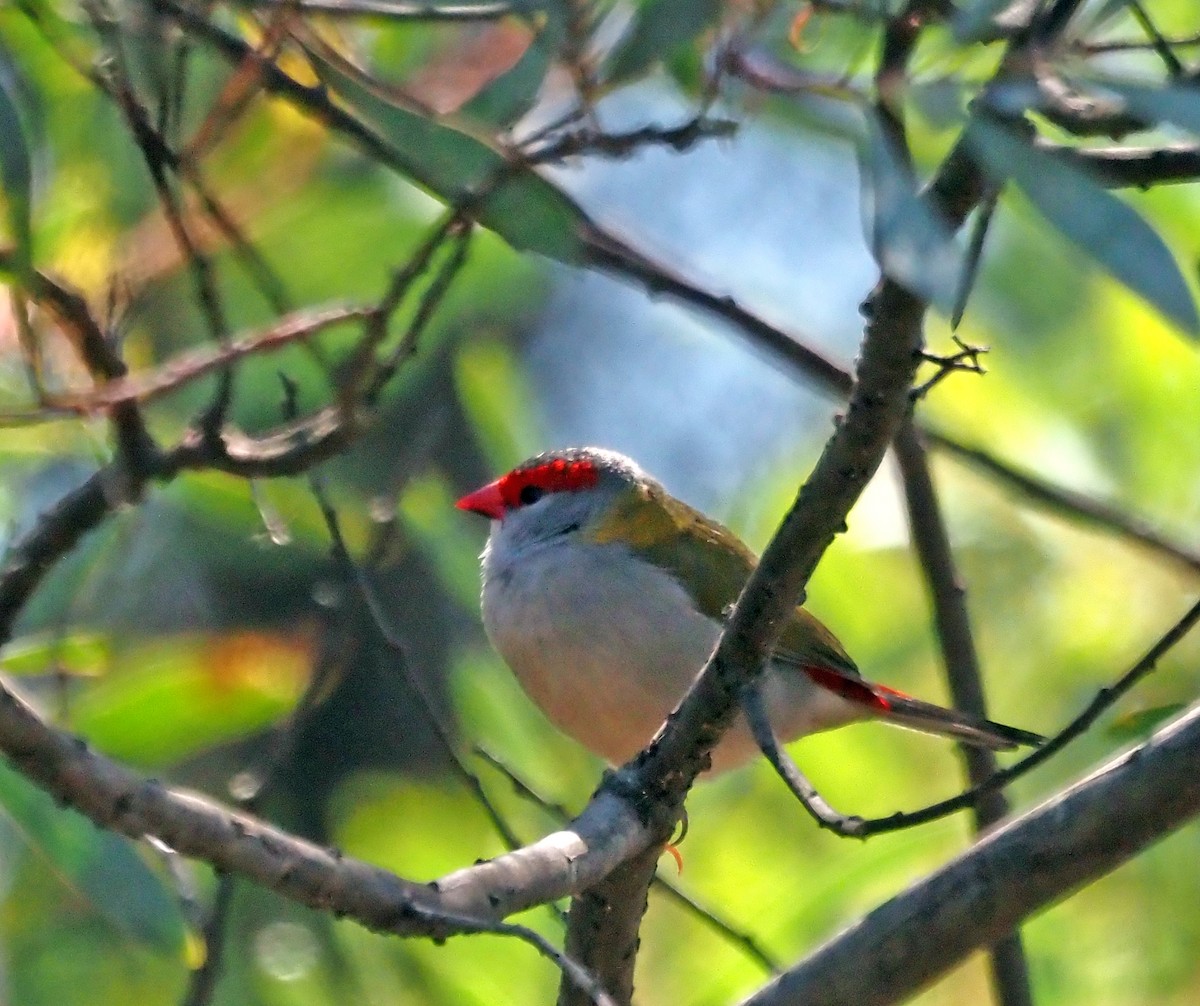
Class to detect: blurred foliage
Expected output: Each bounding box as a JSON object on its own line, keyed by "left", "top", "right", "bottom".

{"left": 0, "top": 1, "right": 1198, "bottom": 1005}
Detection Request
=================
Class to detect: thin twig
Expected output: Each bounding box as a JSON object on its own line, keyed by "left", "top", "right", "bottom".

{"left": 748, "top": 597, "right": 1200, "bottom": 837}
{"left": 894, "top": 419, "right": 1033, "bottom": 1006}
{"left": 927, "top": 429, "right": 1200, "bottom": 577}
{"left": 308, "top": 480, "right": 525, "bottom": 852}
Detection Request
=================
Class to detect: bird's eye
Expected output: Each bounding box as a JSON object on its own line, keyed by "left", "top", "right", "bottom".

{"left": 518, "top": 484, "right": 545, "bottom": 506}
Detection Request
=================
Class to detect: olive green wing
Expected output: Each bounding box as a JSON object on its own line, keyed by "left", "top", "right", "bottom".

{"left": 589, "top": 481, "right": 858, "bottom": 678}
{"left": 587, "top": 480, "right": 757, "bottom": 622}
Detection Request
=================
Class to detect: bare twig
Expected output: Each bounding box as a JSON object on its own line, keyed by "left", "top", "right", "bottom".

{"left": 911, "top": 335, "right": 988, "bottom": 399}
{"left": 738, "top": 700, "right": 1200, "bottom": 1006}
{"left": 42, "top": 305, "right": 368, "bottom": 413}
{"left": 893, "top": 419, "right": 1033, "bottom": 1006}
{"left": 524, "top": 117, "right": 739, "bottom": 165}
{"left": 224, "top": 0, "right": 516, "bottom": 18}
{"left": 1123, "top": 0, "right": 1185, "bottom": 77}
{"left": 927, "top": 430, "right": 1200, "bottom": 577}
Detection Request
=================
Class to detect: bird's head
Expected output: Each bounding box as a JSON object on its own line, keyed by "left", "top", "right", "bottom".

{"left": 456, "top": 447, "right": 649, "bottom": 548}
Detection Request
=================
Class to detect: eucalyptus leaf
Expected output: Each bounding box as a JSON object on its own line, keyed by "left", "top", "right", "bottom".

{"left": 462, "top": 20, "right": 558, "bottom": 129}
{"left": 859, "top": 116, "right": 963, "bottom": 313}
{"left": 306, "top": 46, "right": 588, "bottom": 262}
{"left": 1091, "top": 79, "right": 1200, "bottom": 137}
{"left": 1107, "top": 704, "right": 1186, "bottom": 741}
{"left": 69, "top": 632, "right": 310, "bottom": 767}
{"left": 0, "top": 47, "right": 34, "bottom": 274}
{"left": 969, "top": 117, "right": 1200, "bottom": 336}
{"left": 603, "top": 0, "right": 722, "bottom": 86}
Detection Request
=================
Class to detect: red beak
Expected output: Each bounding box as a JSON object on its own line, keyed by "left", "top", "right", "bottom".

{"left": 456, "top": 479, "right": 507, "bottom": 520}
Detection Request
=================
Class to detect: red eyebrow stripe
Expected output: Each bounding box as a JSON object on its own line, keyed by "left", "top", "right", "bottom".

{"left": 496, "top": 459, "right": 599, "bottom": 508}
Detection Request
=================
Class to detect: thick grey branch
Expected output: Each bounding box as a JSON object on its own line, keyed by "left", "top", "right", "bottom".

{"left": 739, "top": 700, "right": 1200, "bottom": 1006}
{"left": 0, "top": 665, "right": 662, "bottom": 935}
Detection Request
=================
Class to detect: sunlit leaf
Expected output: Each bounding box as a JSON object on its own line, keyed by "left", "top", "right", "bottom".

{"left": 0, "top": 764, "right": 184, "bottom": 955}
{"left": 69, "top": 632, "right": 312, "bottom": 767}
{"left": 603, "top": 0, "right": 722, "bottom": 85}
{"left": 306, "top": 45, "right": 589, "bottom": 262}
{"left": 969, "top": 117, "right": 1200, "bottom": 336}
{"left": 0, "top": 631, "right": 110, "bottom": 677}
{"left": 1107, "top": 704, "right": 1186, "bottom": 742}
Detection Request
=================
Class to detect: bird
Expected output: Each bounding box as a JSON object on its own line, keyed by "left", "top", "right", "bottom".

{"left": 456, "top": 447, "right": 1042, "bottom": 773}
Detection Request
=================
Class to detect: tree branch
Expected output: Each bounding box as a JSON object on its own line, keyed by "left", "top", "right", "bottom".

{"left": 738, "top": 700, "right": 1200, "bottom": 1006}
{"left": 926, "top": 429, "right": 1200, "bottom": 577}
{"left": 557, "top": 276, "right": 929, "bottom": 1005}
{"left": 893, "top": 419, "right": 1033, "bottom": 1006}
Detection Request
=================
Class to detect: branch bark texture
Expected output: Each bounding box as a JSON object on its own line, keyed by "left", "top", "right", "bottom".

{"left": 739, "top": 701, "right": 1200, "bottom": 1006}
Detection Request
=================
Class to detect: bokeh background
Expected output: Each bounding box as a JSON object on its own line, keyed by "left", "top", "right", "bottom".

{"left": 1, "top": 2, "right": 1199, "bottom": 1004}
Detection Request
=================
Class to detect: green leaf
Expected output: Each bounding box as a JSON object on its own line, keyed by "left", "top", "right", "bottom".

{"left": 0, "top": 47, "right": 34, "bottom": 274}
{"left": 859, "top": 115, "right": 963, "bottom": 313}
{"left": 0, "top": 631, "right": 111, "bottom": 677}
{"left": 0, "top": 763, "right": 184, "bottom": 955}
{"left": 462, "top": 21, "right": 558, "bottom": 129}
{"left": 1090, "top": 79, "right": 1200, "bottom": 137}
{"left": 1107, "top": 704, "right": 1186, "bottom": 742}
{"left": 969, "top": 117, "right": 1200, "bottom": 336}
{"left": 603, "top": 0, "right": 723, "bottom": 86}
{"left": 69, "top": 632, "right": 309, "bottom": 767}
{"left": 952, "top": 0, "right": 1028, "bottom": 43}
{"left": 306, "top": 46, "right": 588, "bottom": 262}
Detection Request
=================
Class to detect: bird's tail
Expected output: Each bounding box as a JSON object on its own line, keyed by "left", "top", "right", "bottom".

{"left": 803, "top": 665, "right": 1044, "bottom": 752}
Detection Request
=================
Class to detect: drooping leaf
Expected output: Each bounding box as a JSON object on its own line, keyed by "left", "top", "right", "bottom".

{"left": 1089, "top": 78, "right": 1200, "bottom": 137}
{"left": 305, "top": 44, "right": 589, "bottom": 262}
{"left": 969, "top": 117, "right": 1200, "bottom": 336}
{"left": 0, "top": 763, "right": 185, "bottom": 955}
{"left": 602, "top": 0, "right": 723, "bottom": 86}
{"left": 859, "top": 114, "right": 963, "bottom": 313}
{"left": 0, "top": 631, "right": 111, "bottom": 677}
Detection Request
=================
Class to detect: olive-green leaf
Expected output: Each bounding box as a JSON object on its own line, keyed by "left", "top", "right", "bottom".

{"left": 0, "top": 631, "right": 111, "bottom": 677}
{"left": 0, "top": 48, "right": 33, "bottom": 274}
{"left": 603, "top": 0, "right": 723, "bottom": 86}
{"left": 969, "top": 117, "right": 1200, "bottom": 336}
{"left": 306, "top": 46, "right": 588, "bottom": 263}
{"left": 1107, "top": 703, "right": 1186, "bottom": 742}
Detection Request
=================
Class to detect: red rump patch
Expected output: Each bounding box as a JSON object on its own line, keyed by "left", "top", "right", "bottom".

{"left": 804, "top": 665, "right": 894, "bottom": 713}
{"left": 497, "top": 457, "right": 599, "bottom": 508}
